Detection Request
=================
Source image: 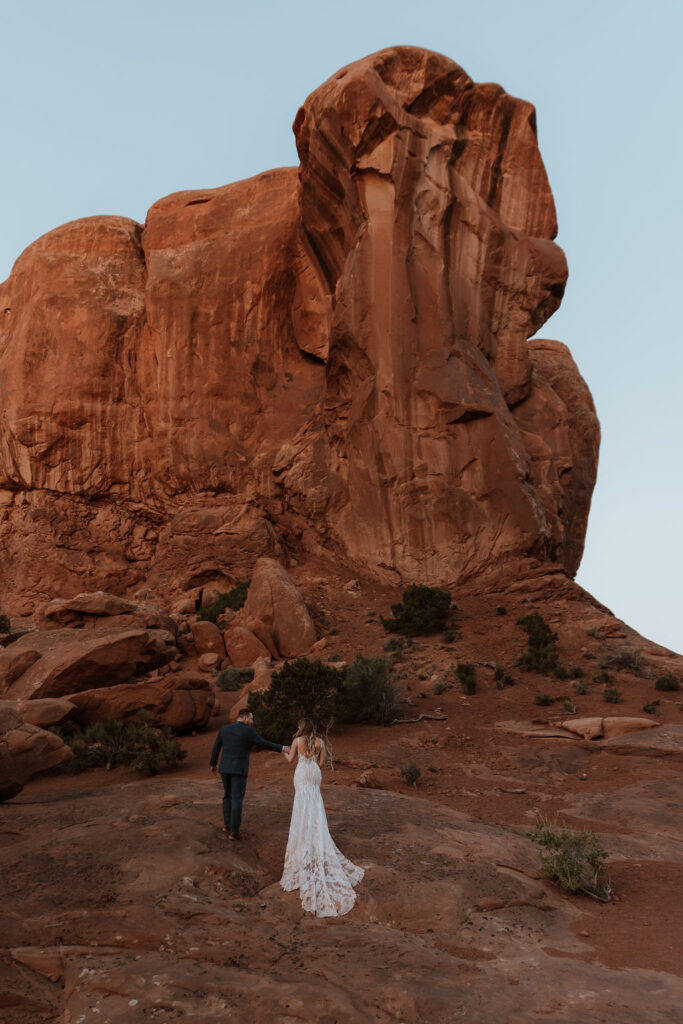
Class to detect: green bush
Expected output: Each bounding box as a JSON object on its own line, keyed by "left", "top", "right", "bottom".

{"left": 53, "top": 713, "right": 186, "bottom": 775}
{"left": 341, "top": 655, "right": 399, "bottom": 725}
{"left": 493, "top": 664, "right": 515, "bottom": 689}
{"left": 516, "top": 613, "right": 559, "bottom": 673}
{"left": 197, "top": 581, "right": 250, "bottom": 624}
{"left": 382, "top": 584, "right": 452, "bottom": 637}
{"left": 433, "top": 680, "right": 447, "bottom": 695}
{"left": 600, "top": 648, "right": 649, "bottom": 677}
{"left": 603, "top": 687, "right": 621, "bottom": 704}
{"left": 442, "top": 629, "right": 456, "bottom": 644}
{"left": 569, "top": 666, "right": 585, "bottom": 679}
{"left": 573, "top": 679, "right": 588, "bottom": 695}
{"left": 456, "top": 662, "right": 477, "bottom": 695}
{"left": 400, "top": 762, "right": 421, "bottom": 787}
{"left": 495, "top": 606, "right": 507, "bottom": 616}
{"left": 528, "top": 818, "right": 611, "bottom": 901}
{"left": 593, "top": 670, "right": 613, "bottom": 685}
{"left": 534, "top": 693, "right": 554, "bottom": 707}
{"left": 248, "top": 658, "right": 345, "bottom": 743}
{"left": 655, "top": 674, "right": 680, "bottom": 692}
{"left": 0, "top": 613, "right": 10, "bottom": 634}
{"left": 215, "top": 666, "right": 255, "bottom": 691}
{"left": 642, "top": 700, "right": 660, "bottom": 715}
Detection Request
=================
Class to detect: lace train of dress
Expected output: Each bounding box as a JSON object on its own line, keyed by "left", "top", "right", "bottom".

{"left": 280, "top": 754, "right": 364, "bottom": 917}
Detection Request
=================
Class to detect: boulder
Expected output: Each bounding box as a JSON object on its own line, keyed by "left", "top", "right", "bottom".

{"left": 0, "top": 697, "right": 76, "bottom": 728}
{"left": 224, "top": 625, "right": 270, "bottom": 667}
{"left": 601, "top": 717, "right": 659, "bottom": 740}
{"left": 66, "top": 674, "right": 214, "bottom": 732}
{"left": 0, "top": 627, "right": 178, "bottom": 700}
{"left": 36, "top": 591, "right": 137, "bottom": 629}
{"left": 0, "top": 706, "right": 73, "bottom": 801}
{"left": 243, "top": 559, "right": 316, "bottom": 658}
{"left": 190, "top": 621, "right": 225, "bottom": 657}
{"left": 551, "top": 717, "right": 605, "bottom": 741}
{"left": 198, "top": 652, "right": 220, "bottom": 672}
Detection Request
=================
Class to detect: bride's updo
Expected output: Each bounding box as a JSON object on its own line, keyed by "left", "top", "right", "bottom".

{"left": 294, "top": 719, "right": 318, "bottom": 758}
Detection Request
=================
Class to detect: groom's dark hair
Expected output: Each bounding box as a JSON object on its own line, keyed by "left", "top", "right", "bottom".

{"left": 237, "top": 708, "right": 251, "bottom": 719}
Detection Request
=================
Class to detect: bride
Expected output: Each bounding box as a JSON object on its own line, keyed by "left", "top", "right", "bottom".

{"left": 280, "top": 719, "right": 364, "bottom": 917}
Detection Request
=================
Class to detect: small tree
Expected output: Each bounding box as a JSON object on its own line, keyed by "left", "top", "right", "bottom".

{"left": 382, "top": 584, "right": 452, "bottom": 637}
{"left": 528, "top": 818, "right": 611, "bottom": 902}
{"left": 456, "top": 662, "right": 477, "bottom": 695}
{"left": 248, "top": 658, "right": 345, "bottom": 743}
{"left": 215, "top": 667, "right": 255, "bottom": 691}
{"left": 516, "top": 612, "right": 559, "bottom": 672}
{"left": 655, "top": 674, "right": 680, "bottom": 692}
{"left": 341, "top": 655, "right": 399, "bottom": 725}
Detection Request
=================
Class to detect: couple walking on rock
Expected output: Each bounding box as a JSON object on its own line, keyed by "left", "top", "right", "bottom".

{"left": 210, "top": 709, "right": 364, "bottom": 918}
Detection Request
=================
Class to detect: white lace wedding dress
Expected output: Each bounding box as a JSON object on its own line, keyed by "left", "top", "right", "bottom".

{"left": 280, "top": 753, "right": 364, "bottom": 917}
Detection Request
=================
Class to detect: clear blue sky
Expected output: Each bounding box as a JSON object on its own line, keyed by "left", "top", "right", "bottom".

{"left": 2, "top": 0, "right": 681, "bottom": 653}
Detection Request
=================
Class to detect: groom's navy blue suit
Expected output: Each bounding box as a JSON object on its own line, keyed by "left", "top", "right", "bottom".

{"left": 210, "top": 722, "right": 283, "bottom": 836}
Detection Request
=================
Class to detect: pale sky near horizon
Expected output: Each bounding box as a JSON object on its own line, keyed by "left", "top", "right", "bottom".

{"left": 1, "top": 0, "right": 681, "bottom": 653}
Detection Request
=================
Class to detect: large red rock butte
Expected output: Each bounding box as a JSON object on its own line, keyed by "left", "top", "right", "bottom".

{"left": 0, "top": 46, "right": 599, "bottom": 613}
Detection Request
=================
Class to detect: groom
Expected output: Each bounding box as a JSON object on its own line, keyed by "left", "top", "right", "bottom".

{"left": 210, "top": 708, "right": 289, "bottom": 840}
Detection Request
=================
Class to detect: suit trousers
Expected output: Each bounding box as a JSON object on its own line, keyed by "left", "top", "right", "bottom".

{"left": 220, "top": 772, "right": 248, "bottom": 835}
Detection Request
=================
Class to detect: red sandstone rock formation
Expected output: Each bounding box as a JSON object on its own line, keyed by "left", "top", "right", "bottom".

{"left": 0, "top": 47, "right": 599, "bottom": 612}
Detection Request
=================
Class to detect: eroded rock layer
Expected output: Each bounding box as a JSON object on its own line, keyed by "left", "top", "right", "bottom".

{"left": 0, "top": 47, "right": 599, "bottom": 611}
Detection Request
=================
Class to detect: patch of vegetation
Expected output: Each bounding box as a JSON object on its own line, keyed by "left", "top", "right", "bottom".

{"left": 582, "top": 652, "right": 596, "bottom": 660}
{"left": 0, "top": 613, "right": 10, "bottom": 634}
{"left": 586, "top": 628, "right": 601, "bottom": 639}
{"left": 572, "top": 679, "right": 588, "bottom": 695}
{"left": 248, "top": 658, "right": 345, "bottom": 742}
{"left": 53, "top": 713, "right": 186, "bottom": 775}
{"left": 568, "top": 666, "right": 585, "bottom": 679}
{"left": 560, "top": 697, "right": 577, "bottom": 714}
{"left": 642, "top": 700, "right": 661, "bottom": 715}
{"left": 215, "top": 666, "right": 255, "bottom": 691}
{"left": 600, "top": 648, "right": 650, "bottom": 677}
{"left": 655, "top": 674, "right": 680, "bottom": 692}
{"left": 494, "top": 664, "right": 516, "bottom": 690}
{"left": 495, "top": 605, "right": 507, "bottom": 616}
{"left": 399, "top": 762, "right": 421, "bottom": 787}
{"left": 382, "top": 584, "right": 452, "bottom": 637}
{"left": 603, "top": 687, "right": 621, "bottom": 704}
{"left": 433, "top": 680, "right": 447, "bottom": 695}
{"left": 534, "top": 693, "right": 555, "bottom": 707}
{"left": 441, "top": 629, "right": 456, "bottom": 644}
{"left": 593, "top": 670, "right": 613, "bottom": 685}
{"left": 342, "top": 656, "right": 399, "bottom": 725}
{"left": 197, "top": 581, "right": 250, "bottom": 624}
{"left": 248, "top": 655, "right": 399, "bottom": 742}
{"left": 528, "top": 818, "right": 611, "bottom": 901}
{"left": 553, "top": 665, "right": 570, "bottom": 680}
{"left": 516, "top": 613, "right": 559, "bottom": 673}
{"left": 456, "top": 662, "right": 477, "bottom": 695}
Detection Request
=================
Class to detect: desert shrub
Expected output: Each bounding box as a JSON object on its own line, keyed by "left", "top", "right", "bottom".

{"left": 494, "top": 664, "right": 515, "bottom": 690}
{"left": 642, "top": 700, "right": 661, "bottom": 715}
{"left": 215, "top": 666, "right": 255, "bottom": 691}
{"left": 53, "top": 713, "right": 186, "bottom": 775}
{"left": 516, "top": 613, "right": 559, "bottom": 673}
{"left": 603, "top": 687, "right": 621, "bottom": 704}
{"left": 553, "top": 665, "right": 570, "bottom": 680}
{"left": 433, "top": 680, "right": 447, "bottom": 695}
{"left": 383, "top": 637, "right": 405, "bottom": 657}
{"left": 560, "top": 697, "right": 577, "bottom": 714}
{"left": 569, "top": 665, "right": 585, "bottom": 679}
{"left": 573, "top": 679, "right": 588, "bottom": 695}
{"left": 655, "top": 674, "right": 680, "bottom": 692}
{"left": 534, "top": 693, "right": 555, "bottom": 707}
{"left": 593, "top": 670, "right": 613, "bottom": 685}
{"left": 456, "top": 662, "right": 477, "bottom": 695}
{"left": 442, "top": 629, "right": 456, "bottom": 644}
{"left": 382, "top": 584, "right": 452, "bottom": 637}
{"left": 495, "top": 605, "right": 507, "bottom": 616}
{"left": 600, "top": 648, "right": 649, "bottom": 677}
{"left": 248, "top": 658, "right": 345, "bottom": 743}
{"left": 0, "top": 613, "right": 10, "bottom": 634}
{"left": 399, "top": 762, "right": 421, "bottom": 787}
{"left": 341, "top": 655, "right": 399, "bottom": 725}
{"left": 197, "top": 581, "right": 250, "bottom": 624}
{"left": 528, "top": 818, "right": 611, "bottom": 901}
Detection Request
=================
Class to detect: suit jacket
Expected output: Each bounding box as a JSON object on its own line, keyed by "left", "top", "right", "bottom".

{"left": 210, "top": 722, "right": 283, "bottom": 775}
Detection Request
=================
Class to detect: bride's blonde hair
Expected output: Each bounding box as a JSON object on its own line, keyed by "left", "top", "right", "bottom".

{"left": 294, "top": 719, "right": 319, "bottom": 757}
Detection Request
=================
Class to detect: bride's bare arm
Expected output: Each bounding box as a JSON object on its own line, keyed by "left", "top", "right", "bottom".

{"left": 317, "top": 739, "right": 326, "bottom": 767}
{"left": 285, "top": 737, "right": 298, "bottom": 763}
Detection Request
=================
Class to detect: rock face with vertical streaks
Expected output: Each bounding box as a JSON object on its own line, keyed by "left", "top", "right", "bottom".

{"left": 0, "top": 47, "right": 599, "bottom": 612}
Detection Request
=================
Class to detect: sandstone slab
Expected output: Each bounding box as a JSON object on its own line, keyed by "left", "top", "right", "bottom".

{"left": 66, "top": 674, "right": 214, "bottom": 732}
{"left": 244, "top": 558, "right": 316, "bottom": 658}
{"left": 0, "top": 707, "right": 72, "bottom": 801}
{"left": 224, "top": 625, "right": 270, "bottom": 667}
